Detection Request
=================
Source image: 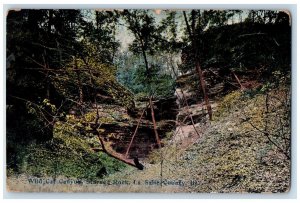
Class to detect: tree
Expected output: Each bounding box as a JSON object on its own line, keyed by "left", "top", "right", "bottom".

{"left": 121, "top": 9, "right": 163, "bottom": 148}
{"left": 121, "top": 10, "right": 156, "bottom": 76}
{"left": 6, "top": 9, "right": 132, "bottom": 175}
{"left": 80, "top": 10, "right": 120, "bottom": 64}
{"left": 183, "top": 10, "right": 213, "bottom": 120}
{"left": 157, "top": 11, "right": 183, "bottom": 78}
{"left": 118, "top": 10, "right": 177, "bottom": 99}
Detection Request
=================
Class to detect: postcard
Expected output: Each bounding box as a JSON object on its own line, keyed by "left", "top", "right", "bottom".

{"left": 6, "top": 8, "right": 291, "bottom": 193}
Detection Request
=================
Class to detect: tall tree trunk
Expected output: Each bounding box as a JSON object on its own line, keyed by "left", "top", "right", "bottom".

{"left": 149, "top": 97, "right": 161, "bottom": 148}
{"left": 137, "top": 34, "right": 150, "bottom": 75}
{"left": 45, "top": 11, "right": 53, "bottom": 100}
{"left": 150, "top": 96, "right": 163, "bottom": 183}
{"left": 95, "top": 11, "right": 100, "bottom": 30}
{"left": 74, "top": 58, "right": 83, "bottom": 105}
{"left": 46, "top": 82, "right": 50, "bottom": 99}
{"left": 183, "top": 11, "right": 213, "bottom": 120}
{"left": 141, "top": 45, "right": 149, "bottom": 74}
{"left": 195, "top": 61, "right": 212, "bottom": 120}
{"left": 43, "top": 51, "right": 51, "bottom": 100}
{"left": 47, "top": 10, "right": 53, "bottom": 35}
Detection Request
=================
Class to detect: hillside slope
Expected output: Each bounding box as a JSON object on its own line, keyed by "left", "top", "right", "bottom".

{"left": 6, "top": 82, "right": 290, "bottom": 193}
{"left": 100, "top": 84, "right": 290, "bottom": 193}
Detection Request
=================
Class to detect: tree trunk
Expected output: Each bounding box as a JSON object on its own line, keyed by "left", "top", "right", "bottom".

{"left": 95, "top": 134, "right": 141, "bottom": 169}
{"left": 232, "top": 71, "right": 245, "bottom": 90}
{"left": 95, "top": 11, "right": 100, "bottom": 30}
{"left": 183, "top": 11, "right": 213, "bottom": 120}
{"left": 92, "top": 99, "right": 142, "bottom": 169}
{"left": 139, "top": 38, "right": 150, "bottom": 75}
{"left": 125, "top": 104, "right": 149, "bottom": 158}
{"left": 196, "top": 61, "right": 212, "bottom": 120}
{"left": 150, "top": 97, "right": 161, "bottom": 148}
{"left": 74, "top": 58, "right": 83, "bottom": 105}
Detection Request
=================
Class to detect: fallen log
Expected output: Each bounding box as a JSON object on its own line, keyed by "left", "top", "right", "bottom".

{"left": 91, "top": 96, "right": 142, "bottom": 169}
{"left": 94, "top": 135, "right": 142, "bottom": 169}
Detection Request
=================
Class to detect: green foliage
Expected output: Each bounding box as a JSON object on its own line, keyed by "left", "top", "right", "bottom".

{"left": 120, "top": 10, "right": 177, "bottom": 99}
{"left": 122, "top": 10, "right": 159, "bottom": 55}
{"left": 133, "top": 66, "right": 175, "bottom": 97}
{"left": 80, "top": 11, "right": 120, "bottom": 64}
{"left": 15, "top": 120, "right": 128, "bottom": 180}
{"left": 52, "top": 53, "right": 134, "bottom": 109}
{"left": 117, "top": 58, "right": 175, "bottom": 98}
{"left": 180, "top": 14, "right": 291, "bottom": 77}
{"left": 6, "top": 9, "right": 132, "bottom": 180}
{"left": 214, "top": 91, "right": 243, "bottom": 119}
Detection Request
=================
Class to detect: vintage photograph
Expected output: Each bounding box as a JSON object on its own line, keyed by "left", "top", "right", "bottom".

{"left": 6, "top": 9, "right": 291, "bottom": 193}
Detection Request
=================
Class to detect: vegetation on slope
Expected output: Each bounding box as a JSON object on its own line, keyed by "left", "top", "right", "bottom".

{"left": 98, "top": 77, "right": 289, "bottom": 193}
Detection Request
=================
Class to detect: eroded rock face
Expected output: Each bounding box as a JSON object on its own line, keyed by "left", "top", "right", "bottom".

{"left": 85, "top": 97, "right": 178, "bottom": 159}
{"left": 145, "top": 96, "right": 178, "bottom": 121}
